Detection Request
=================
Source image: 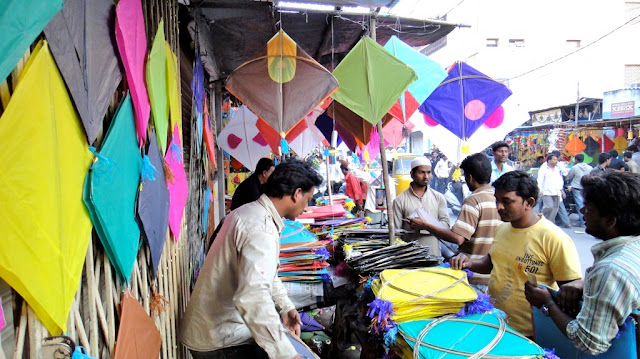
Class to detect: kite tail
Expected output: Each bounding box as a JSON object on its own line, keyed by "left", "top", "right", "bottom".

{"left": 367, "top": 299, "right": 395, "bottom": 334}
{"left": 314, "top": 247, "right": 331, "bottom": 260}
{"left": 383, "top": 324, "right": 398, "bottom": 348}
{"left": 150, "top": 291, "right": 170, "bottom": 317}
{"left": 280, "top": 138, "right": 290, "bottom": 155}
{"left": 163, "top": 159, "right": 175, "bottom": 184}
{"left": 141, "top": 154, "right": 157, "bottom": 181}
{"left": 456, "top": 292, "right": 495, "bottom": 317}
{"left": 542, "top": 348, "right": 561, "bottom": 359}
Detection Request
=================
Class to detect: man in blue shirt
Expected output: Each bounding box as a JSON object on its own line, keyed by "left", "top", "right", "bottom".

{"left": 490, "top": 141, "right": 514, "bottom": 184}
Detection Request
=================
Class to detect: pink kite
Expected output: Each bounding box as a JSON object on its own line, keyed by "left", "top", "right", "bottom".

{"left": 165, "top": 124, "right": 189, "bottom": 241}
{"left": 0, "top": 297, "right": 5, "bottom": 331}
{"left": 382, "top": 117, "right": 414, "bottom": 147}
{"left": 115, "top": 0, "right": 150, "bottom": 146}
{"left": 202, "top": 93, "right": 216, "bottom": 167}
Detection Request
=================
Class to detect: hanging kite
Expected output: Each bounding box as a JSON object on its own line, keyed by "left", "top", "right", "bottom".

{"left": 115, "top": 0, "right": 150, "bottom": 146}
{"left": 202, "top": 92, "right": 217, "bottom": 167}
{"left": 192, "top": 48, "right": 204, "bottom": 156}
{"left": 218, "top": 106, "right": 272, "bottom": 170}
{"left": 326, "top": 100, "right": 393, "bottom": 145}
{"left": 0, "top": 0, "right": 62, "bottom": 82}
{"left": 0, "top": 40, "right": 93, "bottom": 336}
{"left": 166, "top": 42, "right": 182, "bottom": 142}
{"left": 332, "top": 36, "right": 417, "bottom": 126}
{"left": 165, "top": 124, "right": 189, "bottom": 241}
{"left": 583, "top": 136, "right": 599, "bottom": 156}
{"left": 226, "top": 30, "right": 339, "bottom": 135}
{"left": 383, "top": 36, "right": 447, "bottom": 123}
{"left": 84, "top": 93, "right": 142, "bottom": 283}
{"left": 113, "top": 292, "right": 162, "bottom": 359}
{"left": 137, "top": 130, "right": 170, "bottom": 276}
{"left": 419, "top": 61, "right": 512, "bottom": 140}
{"left": 565, "top": 135, "right": 586, "bottom": 156}
{"left": 146, "top": 21, "right": 169, "bottom": 155}
{"left": 43, "top": 0, "right": 122, "bottom": 145}
{"left": 598, "top": 135, "right": 614, "bottom": 152}
{"left": 383, "top": 117, "right": 415, "bottom": 148}
{"left": 613, "top": 135, "right": 628, "bottom": 152}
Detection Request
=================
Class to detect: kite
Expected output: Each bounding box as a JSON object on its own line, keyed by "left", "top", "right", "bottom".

{"left": 115, "top": 0, "right": 150, "bottom": 146}
{"left": 202, "top": 92, "right": 216, "bottom": 166}
{"left": 146, "top": 21, "right": 169, "bottom": 154}
{"left": 565, "top": 135, "right": 586, "bottom": 156}
{"left": 137, "top": 130, "right": 170, "bottom": 276}
{"left": 192, "top": 49, "right": 204, "bottom": 156}
{"left": 597, "top": 135, "right": 614, "bottom": 152}
{"left": 382, "top": 117, "right": 414, "bottom": 148}
{"left": 218, "top": 106, "right": 272, "bottom": 170}
{"left": 383, "top": 36, "right": 447, "bottom": 123}
{"left": 43, "top": 0, "right": 122, "bottom": 145}
{"left": 165, "top": 124, "right": 189, "bottom": 241}
{"left": 84, "top": 93, "right": 142, "bottom": 283}
{"left": 0, "top": 40, "right": 93, "bottom": 335}
{"left": 419, "top": 61, "right": 512, "bottom": 140}
{"left": 226, "top": 30, "right": 339, "bottom": 134}
{"left": 614, "top": 135, "right": 628, "bottom": 152}
{"left": 0, "top": 0, "right": 62, "bottom": 82}
{"left": 583, "top": 136, "right": 599, "bottom": 156}
{"left": 332, "top": 36, "right": 417, "bottom": 126}
{"left": 166, "top": 42, "right": 182, "bottom": 142}
{"left": 326, "top": 100, "right": 393, "bottom": 145}
{"left": 113, "top": 292, "right": 161, "bottom": 359}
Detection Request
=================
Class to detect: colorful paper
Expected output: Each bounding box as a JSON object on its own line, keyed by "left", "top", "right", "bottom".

{"left": 218, "top": 106, "right": 272, "bottom": 170}
{"left": 165, "top": 124, "right": 189, "bottom": 241}
{"left": 146, "top": 21, "right": 169, "bottom": 154}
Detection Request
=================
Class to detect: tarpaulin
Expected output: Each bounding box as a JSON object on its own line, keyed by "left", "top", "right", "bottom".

{"left": 43, "top": 0, "right": 122, "bottom": 144}
{"left": 84, "top": 93, "right": 142, "bottom": 283}
{"left": 0, "top": 41, "right": 93, "bottom": 335}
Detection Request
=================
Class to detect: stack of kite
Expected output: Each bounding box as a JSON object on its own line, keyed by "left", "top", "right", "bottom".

{"left": 337, "top": 229, "right": 402, "bottom": 259}
{"left": 296, "top": 204, "right": 348, "bottom": 221}
{"left": 346, "top": 242, "right": 441, "bottom": 273}
{"left": 308, "top": 218, "right": 368, "bottom": 239}
{"left": 393, "top": 311, "right": 549, "bottom": 359}
{"left": 279, "top": 220, "right": 331, "bottom": 283}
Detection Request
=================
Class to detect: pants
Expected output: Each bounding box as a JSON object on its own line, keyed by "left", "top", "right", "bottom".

{"left": 555, "top": 201, "right": 571, "bottom": 227}
{"left": 190, "top": 345, "right": 269, "bottom": 359}
{"left": 572, "top": 188, "right": 585, "bottom": 225}
{"left": 541, "top": 195, "right": 560, "bottom": 222}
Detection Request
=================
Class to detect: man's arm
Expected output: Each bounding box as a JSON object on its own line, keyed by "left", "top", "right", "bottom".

{"left": 233, "top": 227, "right": 298, "bottom": 359}
{"left": 392, "top": 198, "right": 404, "bottom": 230}
{"left": 450, "top": 253, "right": 493, "bottom": 274}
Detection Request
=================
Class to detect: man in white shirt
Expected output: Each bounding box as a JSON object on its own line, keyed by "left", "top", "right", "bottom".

{"left": 537, "top": 153, "right": 565, "bottom": 222}
{"left": 180, "top": 160, "right": 322, "bottom": 359}
{"left": 434, "top": 154, "right": 452, "bottom": 193}
{"left": 490, "top": 141, "right": 514, "bottom": 184}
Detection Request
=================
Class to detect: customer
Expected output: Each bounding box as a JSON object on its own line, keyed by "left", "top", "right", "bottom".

{"left": 566, "top": 154, "right": 592, "bottom": 227}
{"left": 623, "top": 151, "right": 638, "bottom": 173}
{"left": 537, "top": 153, "right": 565, "bottom": 224}
{"left": 591, "top": 153, "right": 611, "bottom": 175}
{"left": 490, "top": 141, "right": 514, "bottom": 184}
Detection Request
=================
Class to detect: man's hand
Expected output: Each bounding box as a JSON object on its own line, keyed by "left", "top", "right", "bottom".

{"left": 404, "top": 217, "right": 428, "bottom": 231}
{"left": 558, "top": 279, "right": 583, "bottom": 316}
{"left": 524, "top": 281, "right": 553, "bottom": 308}
{"left": 282, "top": 309, "right": 302, "bottom": 337}
{"left": 449, "top": 254, "right": 471, "bottom": 270}
{"left": 561, "top": 190, "right": 566, "bottom": 199}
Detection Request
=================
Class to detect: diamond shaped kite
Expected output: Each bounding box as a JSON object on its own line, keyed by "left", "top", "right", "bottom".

{"left": 333, "top": 36, "right": 417, "bottom": 125}
{"left": 165, "top": 124, "right": 189, "bottom": 241}
{"left": 419, "top": 61, "right": 512, "bottom": 140}
{"left": 598, "top": 135, "right": 614, "bottom": 152}
{"left": 583, "top": 136, "right": 599, "bottom": 156}
{"left": 84, "top": 93, "right": 142, "bottom": 283}
{"left": 0, "top": 40, "right": 93, "bottom": 335}
{"left": 146, "top": 21, "right": 169, "bottom": 155}
{"left": 565, "top": 135, "right": 586, "bottom": 156}
{"left": 613, "top": 136, "right": 628, "bottom": 152}
{"left": 227, "top": 30, "right": 339, "bottom": 134}
{"left": 218, "top": 106, "right": 272, "bottom": 170}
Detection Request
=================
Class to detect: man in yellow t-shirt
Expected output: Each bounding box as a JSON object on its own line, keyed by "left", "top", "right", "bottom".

{"left": 451, "top": 170, "right": 582, "bottom": 337}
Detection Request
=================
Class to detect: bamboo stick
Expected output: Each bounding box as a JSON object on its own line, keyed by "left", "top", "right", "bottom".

{"left": 12, "top": 302, "right": 26, "bottom": 359}
{"left": 85, "top": 240, "right": 98, "bottom": 356}
{"left": 104, "top": 252, "right": 115, "bottom": 356}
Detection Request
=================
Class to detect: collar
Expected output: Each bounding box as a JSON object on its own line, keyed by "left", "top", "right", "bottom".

{"left": 472, "top": 184, "right": 494, "bottom": 194}
{"left": 257, "top": 194, "right": 284, "bottom": 233}
{"left": 591, "top": 235, "right": 640, "bottom": 260}
{"left": 408, "top": 183, "right": 429, "bottom": 199}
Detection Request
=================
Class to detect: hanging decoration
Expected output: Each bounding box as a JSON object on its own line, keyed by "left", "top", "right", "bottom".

{"left": 165, "top": 124, "right": 189, "bottom": 241}
{"left": 0, "top": 40, "right": 93, "bottom": 336}
{"left": 146, "top": 20, "right": 169, "bottom": 155}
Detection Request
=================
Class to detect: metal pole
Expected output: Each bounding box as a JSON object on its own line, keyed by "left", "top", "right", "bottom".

{"left": 370, "top": 13, "right": 395, "bottom": 244}
{"left": 575, "top": 82, "right": 580, "bottom": 127}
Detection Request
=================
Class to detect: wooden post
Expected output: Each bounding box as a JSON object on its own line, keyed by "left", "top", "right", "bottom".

{"left": 370, "top": 13, "right": 395, "bottom": 244}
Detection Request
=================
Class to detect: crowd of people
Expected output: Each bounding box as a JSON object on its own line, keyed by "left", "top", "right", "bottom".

{"left": 180, "top": 138, "right": 640, "bottom": 359}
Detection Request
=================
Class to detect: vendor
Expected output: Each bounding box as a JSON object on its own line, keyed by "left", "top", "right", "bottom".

{"left": 392, "top": 156, "right": 449, "bottom": 256}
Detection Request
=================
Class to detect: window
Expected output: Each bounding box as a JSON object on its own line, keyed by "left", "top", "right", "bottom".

{"left": 566, "top": 40, "right": 581, "bottom": 48}
{"left": 508, "top": 39, "right": 525, "bottom": 48}
{"left": 625, "top": 65, "right": 640, "bottom": 87}
{"left": 486, "top": 38, "right": 498, "bottom": 47}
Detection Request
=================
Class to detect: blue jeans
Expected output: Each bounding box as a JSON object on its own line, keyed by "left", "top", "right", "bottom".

{"left": 572, "top": 188, "right": 585, "bottom": 225}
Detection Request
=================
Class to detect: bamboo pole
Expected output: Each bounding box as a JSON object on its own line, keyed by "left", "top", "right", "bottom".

{"left": 85, "top": 240, "right": 98, "bottom": 356}
{"left": 12, "top": 302, "right": 27, "bottom": 359}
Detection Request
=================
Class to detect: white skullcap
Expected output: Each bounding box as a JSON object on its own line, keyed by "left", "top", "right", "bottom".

{"left": 410, "top": 156, "right": 431, "bottom": 170}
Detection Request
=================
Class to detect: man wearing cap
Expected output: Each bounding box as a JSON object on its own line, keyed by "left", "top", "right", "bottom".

{"left": 392, "top": 156, "right": 449, "bottom": 256}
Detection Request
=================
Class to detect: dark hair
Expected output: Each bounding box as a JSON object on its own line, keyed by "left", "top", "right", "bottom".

{"left": 264, "top": 159, "right": 323, "bottom": 198}
{"left": 340, "top": 163, "right": 349, "bottom": 171}
{"left": 575, "top": 154, "right": 584, "bottom": 163}
{"left": 551, "top": 150, "right": 561, "bottom": 157}
{"left": 491, "top": 141, "right": 509, "bottom": 153}
{"left": 460, "top": 153, "right": 492, "bottom": 184}
{"left": 581, "top": 172, "right": 640, "bottom": 236}
{"left": 493, "top": 170, "right": 539, "bottom": 201}
{"left": 598, "top": 152, "right": 611, "bottom": 164}
{"left": 255, "top": 157, "right": 274, "bottom": 174}
{"left": 624, "top": 151, "right": 633, "bottom": 159}
{"left": 546, "top": 153, "right": 558, "bottom": 162}
{"left": 608, "top": 149, "right": 619, "bottom": 158}
{"left": 628, "top": 145, "right": 639, "bottom": 152}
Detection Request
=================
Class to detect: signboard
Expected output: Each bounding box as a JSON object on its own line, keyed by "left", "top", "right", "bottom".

{"left": 531, "top": 108, "right": 562, "bottom": 126}
{"left": 603, "top": 88, "right": 640, "bottom": 119}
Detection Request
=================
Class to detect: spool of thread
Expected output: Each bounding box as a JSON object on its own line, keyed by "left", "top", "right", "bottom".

{"left": 331, "top": 130, "right": 338, "bottom": 148}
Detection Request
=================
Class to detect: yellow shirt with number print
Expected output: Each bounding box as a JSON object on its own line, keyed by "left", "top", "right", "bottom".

{"left": 488, "top": 215, "right": 582, "bottom": 336}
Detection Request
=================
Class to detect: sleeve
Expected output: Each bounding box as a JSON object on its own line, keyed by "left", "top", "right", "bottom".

{"left": 566, "top": 266, "right": 639, "bottom": 355}
{"left": 566, "top": 167, "right": 575, "bottom": 182}
{"left": 233, "top": 224, "right": 297, "bottom": 359}
{"left": 436, "top": 194, "right": 450, "bottom": 228}
{"left": 351, "top": 176, "right": 363, "bottom": 204}
{"left": 537, "top": 166, "right": 546, "bottom": 191}
{"left": 392, "top": 197, "right": 404, "bottom": 230}
{"left": 272, "top": 276, "right": 295, "bottom": 316}
{"left": 451, "top": 198, "right": 479, "bottom": 240}
{"left": 547, "top": 232, "right": 582, "bottom": 282}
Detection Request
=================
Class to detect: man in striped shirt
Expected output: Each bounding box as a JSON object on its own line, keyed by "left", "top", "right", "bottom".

{"left": 405, "top": 153, "right": 501, "bottom": 291}
{"left": 525, "top": 171, "right": 640, "bottom": 355}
